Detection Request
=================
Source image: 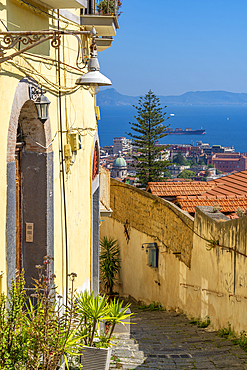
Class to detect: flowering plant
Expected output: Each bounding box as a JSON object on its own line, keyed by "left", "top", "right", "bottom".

{"left": 0, "top": 256, "right": 80, "bottom": 370}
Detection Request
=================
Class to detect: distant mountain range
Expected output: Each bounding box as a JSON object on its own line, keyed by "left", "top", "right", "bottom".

{"left": 97, "top": 88, "right": 247, "bottom": 106}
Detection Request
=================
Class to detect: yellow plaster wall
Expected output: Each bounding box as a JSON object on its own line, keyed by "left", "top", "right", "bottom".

{"left": 100, "top": 179, "right": 247, "bottom": 334}
{"left": 0, "top": 1, "right": 97, "bottom": 294}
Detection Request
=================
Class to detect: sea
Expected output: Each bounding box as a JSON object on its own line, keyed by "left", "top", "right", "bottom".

{"left": 98, "top": 105, "right": 247, "bottom": 153}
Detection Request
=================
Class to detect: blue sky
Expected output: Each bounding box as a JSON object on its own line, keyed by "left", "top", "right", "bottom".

{"left": 98, "top": 0, "right": 247, "bottom": 96}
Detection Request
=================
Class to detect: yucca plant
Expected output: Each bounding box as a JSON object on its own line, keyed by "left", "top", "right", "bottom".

{"left": 100, "top": 237, "right": 121, "bottom": 295}
{"left": 76, "top": 291, "right": 109, "bottom": 347}
{"left": 75, "top": 291, "right": 133, "bottom": 347}
{"left": 104, "top": 299, "right": 133, "bottom": 342}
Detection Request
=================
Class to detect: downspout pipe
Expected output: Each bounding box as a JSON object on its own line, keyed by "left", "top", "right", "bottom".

{"left": 88, "top": 0, "right": 94, "bottom": 14}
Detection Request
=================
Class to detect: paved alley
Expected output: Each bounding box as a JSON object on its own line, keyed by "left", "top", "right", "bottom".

{"left": 110, "top": 305, "right": 247, "bottom": 370}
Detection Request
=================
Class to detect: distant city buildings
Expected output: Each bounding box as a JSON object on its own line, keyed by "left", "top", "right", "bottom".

{"left": 100, "top": 137, "right": 244, "bottom": 184}
{"left": 113, "top": 137, "right": 132, "bottom": 154}
{"left": 209, "top": 153, "right": 247, "bottom": 172}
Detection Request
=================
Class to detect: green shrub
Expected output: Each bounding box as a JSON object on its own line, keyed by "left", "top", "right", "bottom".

{"left": 0, "top": 257, "right": 80, "bottom": 370}
{"left": 219, "top": 323, "right": 233, "bottom": 338}
{"left": 189, "top": 316, "right": 210, "bottom": 328}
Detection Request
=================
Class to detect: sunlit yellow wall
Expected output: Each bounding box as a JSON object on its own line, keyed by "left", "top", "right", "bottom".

{"left": 0, "top": 0, "right": 98, "bottom": 294}
{"left": 100, "top": 179, "right": 247, "bottom": 334}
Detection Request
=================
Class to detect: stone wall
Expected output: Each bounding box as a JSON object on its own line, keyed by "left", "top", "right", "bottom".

{"left": 110, "top": 178, "right": 194, "bottom": 268}
{"left": 100, "top": 178, "right": 247, "bottom": 334}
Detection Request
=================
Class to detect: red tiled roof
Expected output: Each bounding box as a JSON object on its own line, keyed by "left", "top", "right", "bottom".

{"left": 204, "top": 171, "right": 247, "bottom": 197}
{"left": 147, "top": 171, "right": 247, "bottom": 198}
{"left": 176, "top": 194, "right": 247, "bottom": 214}
{"left": 146, "top": 181, "right": 216, "bottom": 197}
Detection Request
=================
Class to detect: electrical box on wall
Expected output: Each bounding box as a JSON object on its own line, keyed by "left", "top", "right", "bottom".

{"left": 64, "top": 144, "right": 72, "bottom": 157}
{"left": 145, "top": 243, "right": 158, "bottom": 268}
{"left": 95, "top": 106, "right": 100, "bottom": 121}
{"left": 70, "top": 133, "right": 79, "bottom": 152}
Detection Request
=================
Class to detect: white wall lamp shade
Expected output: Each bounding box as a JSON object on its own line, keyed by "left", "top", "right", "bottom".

{"left": 75, "top": 70, "right": 112, "bottom": 86}
{"left": 75, "top": 25, "right": 112, "bottom": 92}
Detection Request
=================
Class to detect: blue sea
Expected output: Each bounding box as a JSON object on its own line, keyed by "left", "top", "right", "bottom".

{"left": 98, "top": 105, "right": 247, "bottom": 153}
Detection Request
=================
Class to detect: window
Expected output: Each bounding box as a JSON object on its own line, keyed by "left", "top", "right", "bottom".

{"left": 145, "top": 243, "right": 158, "bottom": 268}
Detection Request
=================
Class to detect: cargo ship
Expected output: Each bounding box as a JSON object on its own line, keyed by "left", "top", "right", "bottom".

{"left": 166, "top": 128, "right": 206, "bottom": 135}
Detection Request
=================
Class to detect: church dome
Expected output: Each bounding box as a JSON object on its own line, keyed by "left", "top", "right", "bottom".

{"left": 113, "top": 152, "right": 127, "bottom": 168}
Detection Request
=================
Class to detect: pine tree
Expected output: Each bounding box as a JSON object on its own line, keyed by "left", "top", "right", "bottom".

{"left": 128, "top": 90, "right": 170, "bottom": 188}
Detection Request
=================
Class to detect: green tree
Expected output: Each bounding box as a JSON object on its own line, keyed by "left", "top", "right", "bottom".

{"left": 198, "top": 158, "right": 205, "bottom": 165}
{"left": 164, "top": 171, "right": 172, "bottom": 179}
{"left": 177, "top": 169, "right": 195, "bottom": 179}
{"left": 173, "top": 153, "right": 186, "bottom": 165}
{"left": 128, "top": 90, "right": 170, "bottom": 188}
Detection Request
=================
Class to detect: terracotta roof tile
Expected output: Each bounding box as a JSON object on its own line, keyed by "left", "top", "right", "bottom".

{"left": 203, "top": 170, "right": 247, "bottom": 197}
{"left": 147, "top": 171, "right": 247, "bottom": 214}
{"left": 176, "top": 194, "right": 247, "bottom": 214}
{"left": 146, "top": 181, "right": 216, "bottom": 197}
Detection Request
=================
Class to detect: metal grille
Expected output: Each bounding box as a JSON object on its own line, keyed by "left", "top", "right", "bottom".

{"left": 79, "top": 347, "right": 111, "bottom": 370}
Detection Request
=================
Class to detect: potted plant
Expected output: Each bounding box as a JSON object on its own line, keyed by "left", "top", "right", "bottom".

{"left": 97, "top": 0, "right": 122, "bottom": 16}
{"left": 76, "top": 291, "right": 133, "bottom": 370}
{"left": 100, "top": 236, "right": 121, "bottom": 298}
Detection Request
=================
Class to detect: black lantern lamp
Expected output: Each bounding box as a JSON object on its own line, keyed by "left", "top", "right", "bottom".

{"left": 29, "top": 83, "right": 51, "bottom": 123}
{"left": 34, "top": 93, "right": 51, "bottom": 122}
{"left": 34, "top": 91, "right": 51, "bottom": 123}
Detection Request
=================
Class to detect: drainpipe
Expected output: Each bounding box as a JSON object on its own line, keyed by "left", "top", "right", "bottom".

{"left": 0, "top": 272, "right": 3, "bottom": 293}
{"left": 88, "top": 0, "right": 94, "bottom": 14}
{"left": 57, "top": 10, "right": 69, "bottom": 306}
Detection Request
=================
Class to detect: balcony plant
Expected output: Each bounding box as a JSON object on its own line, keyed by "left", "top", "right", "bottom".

{"left": 99, "top": 236, "right": 121, "bottom": 297}
{"left": 96, "top": 0, "right": 122, "bottom": 16}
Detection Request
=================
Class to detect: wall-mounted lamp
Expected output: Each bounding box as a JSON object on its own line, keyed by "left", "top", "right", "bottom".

{"left": 34, "top": 94, "right": 51, "bottom": 122}
{"left": 29, "top": 83, "right": 51, "bottom": 123}
{"left": 75, "top": 26, "right": 112, "bottom": 95}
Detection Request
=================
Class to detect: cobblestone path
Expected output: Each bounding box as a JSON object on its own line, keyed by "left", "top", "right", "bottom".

{"left": 110, "top": 305, "right": 247, "bottom": 370}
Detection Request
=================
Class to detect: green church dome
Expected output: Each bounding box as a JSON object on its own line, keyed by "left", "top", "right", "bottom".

{"left": 113, "top": 153, "right": 127, "bottom": 168}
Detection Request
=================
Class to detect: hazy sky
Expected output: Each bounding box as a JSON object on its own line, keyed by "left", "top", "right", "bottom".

{"left": 98, "top": 0, "right": 247, "bottom": 96}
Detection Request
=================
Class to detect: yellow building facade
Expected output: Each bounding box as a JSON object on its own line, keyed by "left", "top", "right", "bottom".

{"left": 0, "top": 0, "right": 118, "bottom": 298}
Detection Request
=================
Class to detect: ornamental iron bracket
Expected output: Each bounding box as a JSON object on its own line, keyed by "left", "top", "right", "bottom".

{"left": 0, "top": 29, "right": 91, "bottom": 64}
{"left": 29, "top": 78, "right": 43, "bottom": 102}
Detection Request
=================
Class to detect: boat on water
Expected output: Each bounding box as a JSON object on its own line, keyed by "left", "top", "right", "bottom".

{"left": 166, "top": 128, "right": 206, "bottom": 135}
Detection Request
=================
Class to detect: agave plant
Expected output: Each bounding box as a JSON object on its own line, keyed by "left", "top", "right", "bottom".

{"left": 99, "top": 237, "right": 121, "bottom": 295}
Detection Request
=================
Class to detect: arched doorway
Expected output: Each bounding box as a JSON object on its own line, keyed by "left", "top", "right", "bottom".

{"left": 6, "top": 77, "right": 54, "bottom": 290}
